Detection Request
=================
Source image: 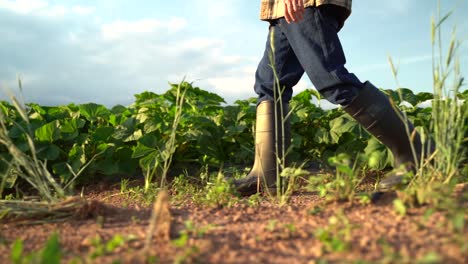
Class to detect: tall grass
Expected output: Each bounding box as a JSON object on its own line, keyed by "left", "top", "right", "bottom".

{"left": 267, "top": 27, "right": 307, "bottom": 204}
{"left": 0, "top": 80, "right": 65, "bottom": 202}
{"left": 143, "top": 81, "right": 187, "bottom": 193}
{"left": 0, "top": 80, "right": 89, "bottom": 222}
{"left": 393, "top": 1, "right": 467, "bottom": 206}
{"left": 430, "top": 1, "right": 466, "bottom": 184}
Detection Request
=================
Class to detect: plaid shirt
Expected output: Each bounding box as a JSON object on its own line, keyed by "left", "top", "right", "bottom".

{"left": 260, "top": 0, "right": 352, "bottom": 20}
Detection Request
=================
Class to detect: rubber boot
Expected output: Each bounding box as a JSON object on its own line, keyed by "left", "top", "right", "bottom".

{"left": 232, "top": 100, "right": 291, "bottom": 196}
{"left": 343, "top": 82, "right": 423, "bottom": 191}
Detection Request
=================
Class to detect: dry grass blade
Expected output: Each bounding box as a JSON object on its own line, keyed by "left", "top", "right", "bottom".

{"left": 0, "top": 196, "right": 92, "bottom": 224}
{"left": 143, "top": 190, "right": 171, "bottom": 255}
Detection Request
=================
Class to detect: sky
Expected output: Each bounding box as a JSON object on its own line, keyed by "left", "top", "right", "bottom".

{"left": 0, "top": 0, "right": 467, "bottom": 107}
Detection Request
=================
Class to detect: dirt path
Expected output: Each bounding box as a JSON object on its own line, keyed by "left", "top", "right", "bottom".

{"left": 1, "top": 183, "right": 467, "bottom": 264}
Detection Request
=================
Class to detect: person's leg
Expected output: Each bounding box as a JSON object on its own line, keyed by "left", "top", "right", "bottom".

{"left": 278, "top": 5, "right": 423, "bottom": 191}
{"left": 279, "top": 5, "right": 363, "bottom": 105}
{"left": 234, "top": 21, "right": 305, "bottom": 196}
{"left": 255, "top": 21, "right": 305, "bottom": 104}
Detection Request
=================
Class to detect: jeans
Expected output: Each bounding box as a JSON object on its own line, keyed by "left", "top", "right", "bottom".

{"left": 254, "top": 5, "right": 364, "bottom": 106}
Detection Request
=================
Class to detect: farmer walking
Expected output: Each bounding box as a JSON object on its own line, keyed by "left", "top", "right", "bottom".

{"left": 233, "top": 0, "right": 424, "bottom": 196}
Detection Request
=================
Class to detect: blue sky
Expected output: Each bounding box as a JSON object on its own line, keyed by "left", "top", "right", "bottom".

{"left": 0, "top": 0, "right": 467, "bottom": 107}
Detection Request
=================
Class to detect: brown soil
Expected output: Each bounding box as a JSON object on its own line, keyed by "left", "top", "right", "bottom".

{"left": 0, "top": 182, "right": 467, "bottom": 264}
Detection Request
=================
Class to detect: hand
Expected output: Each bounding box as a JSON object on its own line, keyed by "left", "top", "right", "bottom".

{"left": 284, "top": 0, "right": 305, "bottom": 24}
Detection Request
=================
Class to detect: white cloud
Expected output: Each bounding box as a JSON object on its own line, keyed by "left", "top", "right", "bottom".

{"left": 0, "top": 0, "right": 95, "bottom": 17}
{"left": 101, "top": 18, "right": 187, "bottom": 40}
{"left": 71, "top": 5, "right": 95, "bottom": 16}
{"left": 0, "top": 7, "right": 257, "bottom": 106}
{"left": 0, "top": 0, "right": 48, "bottom": 14}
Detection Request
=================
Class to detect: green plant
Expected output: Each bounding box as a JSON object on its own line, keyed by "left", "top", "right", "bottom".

{"left": 390, "top": 1, "right": 467, "bottom": 207}
{"left": 11, "top": 233, "right": 61, "bottom": 264}
{"left": 202, "top": 172, "right": 238, "bottom": 207}
{"left": 315, "top": 210, "right": 355, "bottom": 253}
{"left": 140, "top": 81, "right": 187, "bottom": 192}
{"left": 307, "top": 153, "right": 366, "bottom": 202}
{"left": 88, "top": 234, "right": 134, "bottom": 259}
{"left": 0, "top": 86, "right": 93, "bottom": 222}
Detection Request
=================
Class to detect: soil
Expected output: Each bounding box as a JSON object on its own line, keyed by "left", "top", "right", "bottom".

{"left": 0, "top": 180, "right": 467, "bottom": 264}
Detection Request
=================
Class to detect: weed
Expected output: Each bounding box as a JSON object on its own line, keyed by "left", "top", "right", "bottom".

{"left": 388, "top": 1, "right": 467, "bottom": 208}
{"left": 315, "top": 210, "right": 355, "bottom": 254}
{"left": 171, "top": 220, "right": 212, "bottom": 263}
{"left": 120, "top": 178, "right": 130, "bottom": 194}
{"left": 307, "top": 153, "right": 366, "bottom": 202}
{"left": 11, "top": 232, "right": 61, "bottom": 264}
{"left": 89, "top": 234, "right": 126, "bottom": 259}
{"left": 200, "top": 172, "right": 238, "bottom": 208}
{"left": 246, "top": 192, "right": 262, "bottom": 207}
{"left": 142, "top": 81, "right": 187, "bottom": 192}
{"left": 265, "top": 219, "right": 278, "bottom": 232}
{"left": 308, "top": 205, "right": 323, "bottom": 216}
{"left": 393, "top": 199, "right": 407, "bottom": 216}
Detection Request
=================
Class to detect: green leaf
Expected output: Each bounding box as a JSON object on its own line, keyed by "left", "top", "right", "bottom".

{"left": 415, "top": 92, "right": 434, "bottom": 103}
{"left": 364, "top": 138, "right": 392, "bottom": 170}
{"left": 92, "top": 126, "right": 115, "bottom": 142}
{"left": 393, "top": 199, "right": 407, "bottom": 216}
{"left": 396, "top": 88, "right": 418, "bottom": 106}
{"left": 124, "top": 129, "right": 143, "bottom": 142}
{"left": 37, "top": 144, "right": 61, "bottom": 161}
{"left": 417, "top": 252, "right": 440, "bottom": 264}
{"left": 41, "top": 233, "right": 61, "bottom": 264}
{"left": 59, "top": 118, "right": 85, "bottom": 141}
{"left": 35, "top": 121, "right": 60, "bottom": 143}
{"left": 105, "top": 235, "right": 125, "bottom": 252}
{"left": 78, "top": 103, "right": 110, "bottom": 122}
{"left": 329, "top": 116, "right": 357, "bottom": 144}
{"left": 132, "top": 143, "right": 156, "bottom": 159}
{"left": 452, "top": 212, "right": 465, "bottom": 232}
{"left": 11, "top": 239, "right": 24, "bottom": 264}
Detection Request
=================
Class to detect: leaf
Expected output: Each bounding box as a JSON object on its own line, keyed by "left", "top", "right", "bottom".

{"left": 92, "top": 126, "right": 115, "bottom": 142}
{"left": 393, "top": 199, "right": 407, "bottom": 216}
{"left": 40, "top": 233, "right": 61, "bottom": 264}
{"left": 415, "top": 92, "right": 434, "bottom": 104}
{"left": 417, "top": 252, "right": 440, "bottom": 264}
{"left": 364, "top": 138, "right": 392, "bottom": 170}
{"left": 105, "top": 235, "right": 125, "bottom": 252}
{"left": 132, "top": 143, "right": 156, "bottom": 159}
{"left": 329, "top": 116, "right": 357, "bottom": 144}
{"left": 396, "top": 88, "right": 418, "bottom": 106}
{"left": 59, "top": 118, "right": 85, "bottom": 140}
{"left": 35, "top": 121, "right": 60, "bottom": 143}
{"left": 11, "top": 239, "right": 23, "bottom": 264}
{"left": 452, "top": 212, "right": 465, "bottom": 232}
{"left": 123, "top": 129, "right": 143, "bottom": 142}
{"left": 37, "top": 144, "right": 61, "bottom": 161}
{"left": 78, "top": 103, "right": 110, "bottom": 122}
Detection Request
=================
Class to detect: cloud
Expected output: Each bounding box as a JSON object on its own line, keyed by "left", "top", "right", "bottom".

{"left": 0, "top": 0, "right": 95, "bottom": 17}
{"left": 0, "top": 5, "right": 258, "bottom": 106}
{"left": 0, "top": 0, "right": 48, "bottom": 14}
{"left": 71, "top": 5, "right": 95, "bottom": 16}
{"left": 99, "top": 17, "right": 187, "bottom": 40}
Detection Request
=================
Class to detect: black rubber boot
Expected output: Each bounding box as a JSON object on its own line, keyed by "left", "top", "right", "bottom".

{"left": 343, "top": 82, "right": 423, "bottom": 191}
{"left": 232, "top": 100, "right": 291, "bottom": 196}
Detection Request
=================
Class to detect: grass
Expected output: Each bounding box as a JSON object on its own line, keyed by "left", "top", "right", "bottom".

{"left": 0, "top": 81, "right": 92, "bottom": 222}
{"left": 386, "top": 1, "right": 467, "bottom": 208}
{"left": 143, "top": 81, "right": 187, "bottom": 193}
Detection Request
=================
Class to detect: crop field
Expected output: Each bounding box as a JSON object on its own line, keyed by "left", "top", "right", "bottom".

{"left": 0, "top": 80, "right": 466, "bottom": 263}
{"left": 1, "top": 7, "right": 468, "bottom": 264}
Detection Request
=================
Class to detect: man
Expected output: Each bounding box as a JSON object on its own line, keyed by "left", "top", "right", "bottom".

{"left": 233, "top": 0, "right": 423, "bottom": 196}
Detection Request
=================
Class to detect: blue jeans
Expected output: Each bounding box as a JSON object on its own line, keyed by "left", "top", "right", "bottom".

{"left": 254, "top": 5, "right": 364, "bottom": 106}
